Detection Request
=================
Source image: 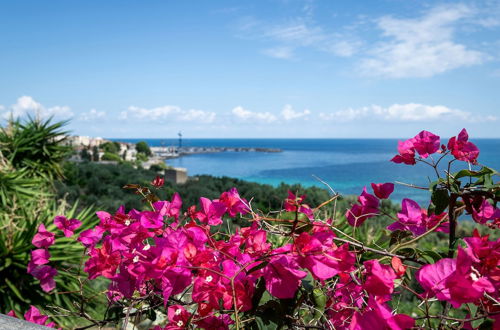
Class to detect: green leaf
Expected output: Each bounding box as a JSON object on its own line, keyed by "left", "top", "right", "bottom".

{"left": 390, "top": 230, "right": 412, "bottom": 246}
{"left": 312, "top": 288, "right": 326, "bottom": 321}
{"left": 418, "top": 249, "right": 442, "bottom": 264}
{"left": 247, "top": 261, "right": 268, "bottom": 275}
{"left": 431, "top": 188, "right": 449, "bottom": 214}
{"left": 5, "top": 278, "right": 28, "bottom": 303}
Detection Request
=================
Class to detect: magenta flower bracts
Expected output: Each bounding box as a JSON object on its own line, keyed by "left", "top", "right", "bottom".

{"left": 448, "top": 128, "right": 480, "bottom": 163}
{"left": 54, "top": 215, "right": 82, "bottom": 237}
{"left": 8, "top": 306, "right": 59, "bottom": 329}
{"left": 23, "top": 129, "right": 499, "bottom": 329}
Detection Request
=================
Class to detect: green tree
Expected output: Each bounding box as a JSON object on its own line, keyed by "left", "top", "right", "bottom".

{"left": 80, "top": 148, "right": 91, "bottom": 161}
{"left": 101, "top": 141, "right": 120, "bottom": 154}
{"left": 136, "top": 152, "right": 148, "bottom": 162}
{"left": 92, "top": 145, "right": 99, "bottom": 161}
{"left": 136, "top": 141, "right": 152, "bottom": 156}
{"left": 101, "top": 152, "right": 121, "bottom": 162}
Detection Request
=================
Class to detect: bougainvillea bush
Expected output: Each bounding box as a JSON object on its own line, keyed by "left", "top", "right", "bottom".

{"left": 17, "top": 129, "right": 500, "bottom": 329}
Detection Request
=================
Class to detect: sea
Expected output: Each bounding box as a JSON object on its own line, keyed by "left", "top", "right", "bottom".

{"left": 113, "top": 138, "right": 500, "bottom": 204}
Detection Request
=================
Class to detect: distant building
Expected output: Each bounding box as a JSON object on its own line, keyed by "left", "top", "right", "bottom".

{"left": 164, "top": 167, "right": 188, "bottom": 185}
{"left": 65, "top": 135, "right": 106, "bottom": 148}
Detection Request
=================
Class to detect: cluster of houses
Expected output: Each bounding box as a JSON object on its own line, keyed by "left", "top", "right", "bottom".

{"left": 62, "top": 135, "right": 188, "bottom": 184}
{"left": 64, "top": 136, "right": 138, "bottom": 162}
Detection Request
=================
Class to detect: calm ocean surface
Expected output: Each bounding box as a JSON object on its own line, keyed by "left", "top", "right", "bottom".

{"left": 115, "top": 138, "right": 500, "bottom": 204}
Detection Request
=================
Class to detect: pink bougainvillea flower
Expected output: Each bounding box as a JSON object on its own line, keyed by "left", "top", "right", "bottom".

{"left": 9, "top": 306, "right": 57, "bottom": 328}
{"left": 363, "top": 259, "right": 396, "bottom": 298}
{"left": 263, "top": 254, "right": 307, "bottom": 299}
{"left": 195, "top": 314, "right": 234, "bottom": 330}
{"left": 417, "top": 248, "right": 495, "bottom": 308}
{"left": 29, "top": 264, "right": 58, "bottom": 292}
{"left": 469, "top": 198, "right": 500, "bottom": 225}
{"left": 411, "top": 130, "right": 440, "bottom": 158}
{"left": 417, "top": 257, "right": 456, "bottom": 302}
{"left": 32, "top": 224, "right": 55, "bottom": 248}
{"left": 284, "top": 191, "right": 306, "bottom": 212}
{"left": 31, "top": 248, "right": 50, "bottom": 265}
{"left": 195, "top": 197, "right": 227, "bottom": 226}
{"left": 140, "top": 210, "right": 164, "bottom": 229}
{"left": 151, "top": 175, "right": 165, "bottom": 188}
{"left": 53, "top": 215, "right": 82, "bottom": 237}
{"left": 78, "top": 227, "right": 104, "bottom": 248}
{"left": 192, "top": 273, "right": 225, "bottom": 315}
{"left": 219, "top": 187, "right": 249, "bottom": 217}
{"left": 84, "top": 239, "right": 121, "bottom": 279}
{"left": 166, "top": 305, "right": 190, "bottom": 329}
{"left": 390, "top": 139, "right": 416, "bottom": 165}
{"left": 370, "top": 182, "right": 394, "bottom": 199}
{"left": 445, "top": 248, "right": 495, "bottom": 307}
{"left": 154, "top": 193, "right": 183, "bottom": 220}
{"left": 350, "top": 297, "right": 415, "bottom": 330}
{"left": 387, "top": 199, "right": 449, "bottom": 236}
{"left": 346, "top": 187, "right": 380, "bottom": 227}
{"left": 241, "top": 226, "right": 271, "bottom": 257}
{"left": 294, "top": 232, "right": 355, "bottom": 281}
{"left": 24, "top": 306, "right": 49, "bottom": 325}
{"left": 447, "top": 128, "right": 480, "bottom": 163}
{"left": 284, "top": 191, "right": 314, "bottom": 220}
{"left": 463, "top": 229, "right": 500, "bottom": 280}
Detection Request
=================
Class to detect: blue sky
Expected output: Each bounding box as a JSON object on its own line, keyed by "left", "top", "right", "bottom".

{"left": 0, "top": 0, "right": 499, "bottom": 138}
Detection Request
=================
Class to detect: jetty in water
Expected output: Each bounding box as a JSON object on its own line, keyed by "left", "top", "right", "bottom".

{"left": 150, "top": 146, "right": 282, "bottom": 159}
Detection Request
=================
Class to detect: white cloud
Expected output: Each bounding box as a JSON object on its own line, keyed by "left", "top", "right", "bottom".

{"left": 262, "top": 46, "right": 295, "bottom": 59}
{"left": 120, "top": 105, "right": 216, "bottom": 123}
{"left": 238, "top": 16, "right": 361, "bottom": 60}
{"left": 79, "top": 108, "right": 106, "bottom": 121}
{"left": 281, "top": 104, "right": 310, "bottom": 120}
{"left": 178, "top": 109, "right": 216, "bottom": 123}
{"left": 360, "top": 4, "right": 487, "bottom": 78}
{"left": 232, "top": 106, "right": 277, "bottom": 123}
{"left": 1, "top": 96, "right": 73, "bottom": 120}
{"left": 319, "top": 103, "right": 496, "bottom": 122}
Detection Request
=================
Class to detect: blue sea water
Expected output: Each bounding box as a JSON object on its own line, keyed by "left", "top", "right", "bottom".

{"left": 114, "top": 138, "right": 500, "bottom": 204}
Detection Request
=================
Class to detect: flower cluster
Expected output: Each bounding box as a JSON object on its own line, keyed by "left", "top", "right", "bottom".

{"left": 417, "top": 230, "right": 500, "bottom": 309}
{"left": 345, "top": 182, "right": 394, "bottom": 227}
{"left": 28, "top": 217, "right": 82, "bottom": 292}
{"left": 391, "top": 128, "right": 479, "bottom": 165}
{"left": 22, "top": 128, "right": 499, "bottom": 329}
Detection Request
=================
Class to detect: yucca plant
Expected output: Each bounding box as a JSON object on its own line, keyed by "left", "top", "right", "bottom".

{"left": 0, "top": 116, "right": 71, "bottom": 181}
{"left": 0, "top": 118, "right": 107, "bottom": 327}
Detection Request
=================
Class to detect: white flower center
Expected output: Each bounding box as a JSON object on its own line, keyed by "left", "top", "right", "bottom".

{"left": 176, "top": 321, "right": 184, "bottom": 327}
{"left": 470, "top": 266, "right": 481, "bottom": 281}
{"left": 175, "top": 308, "right": 182, "bottom": 315}
{"left": 206, "top": 275, "right": 213, "bottom": 283}
{"left": 125, "top": 220, "right": 131, "bottom": 226}
{"left": 143, "top": 244, "right": 151, "bottom": 251}
{"left": 133, "top": 256, "right": 139, "bottom": 263}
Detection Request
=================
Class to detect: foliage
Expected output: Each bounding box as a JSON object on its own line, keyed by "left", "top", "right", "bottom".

{"left": 101, "top": 152, "right": 122, "bottom": 162}
{"left": 0, "top": 117, "right": 71, "bottom": 181}
{"left": 136, "top": 140, "right": 152, "bottom": 156}
{"left": 101, "top": 141, "right": 120, "bottom": 154}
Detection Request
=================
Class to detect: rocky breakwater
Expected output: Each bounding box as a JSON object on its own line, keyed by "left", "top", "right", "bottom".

{"left": 151, "top": 146, "right": 282, "bottom": 159}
